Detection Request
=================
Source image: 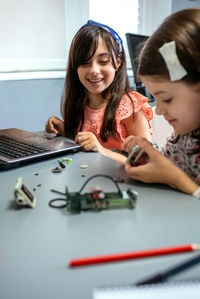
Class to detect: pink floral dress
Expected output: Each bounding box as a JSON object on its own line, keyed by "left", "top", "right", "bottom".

{"left": 163, "top": 129, "right": 200, "bottom": 185}
{"left": 81, "top": 92, "right": 153, "bottom": 150}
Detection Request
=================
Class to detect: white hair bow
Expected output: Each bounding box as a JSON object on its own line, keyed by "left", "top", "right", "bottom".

{"left": 159, "top": 41, "right": 187, "bottom": 81}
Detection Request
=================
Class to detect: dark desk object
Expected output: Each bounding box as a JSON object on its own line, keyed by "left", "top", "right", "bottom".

{"left": 137, "top": 253, "right": 200, "bottom": 285}
{"left": 126, "top": 33, "right": 149, "bottom": 96}
{"left": 0, "top": 152, "right": 200, "bottom": 299}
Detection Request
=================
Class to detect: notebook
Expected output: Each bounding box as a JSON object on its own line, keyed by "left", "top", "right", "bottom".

{"left": 93, "top": 281, "right": 200, "bottom": 299}
{"left": 0, "top": 128, "right": 81, "bottom": 169}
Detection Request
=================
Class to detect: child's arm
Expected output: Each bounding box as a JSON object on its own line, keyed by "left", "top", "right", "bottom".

{"left": 122, "top": 110, "right": 152, "bottom": 141}
{"left": 75, "top": 132, "right": 126, "bottom": 164}
{"left": 45, "top": 116, "right": 65, "bottom": 136}
{"left": 121, "top": 110, "right": 152, "bottom": 159}
{"left": 125, "top": 137, "right": 199, "bottom": 195}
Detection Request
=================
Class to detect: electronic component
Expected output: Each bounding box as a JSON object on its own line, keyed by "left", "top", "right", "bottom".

{"left": 58, "top": 160, "right": 65, "bottom": 168}
{"left": 113, "top": 177, "right": 124, "bottom": 183}
{"left": 49, "top": 174, "right": 138, "bottom": 213}
{"left": 61, "top": 157, "right": 72, "bottom": 164}
{"left": 111, "top": 148, "right": 136, "bottom": 165}
{"left": 14, "top": 177, "right": 37, "bottom": 208}
{"left": 80, "top": 164, "right": 88, "bottom": 169}
{"left": 126, "top": 145, "right": 144, "bottom": 165}
{"left": 125, "top": 142, "right": 162, "bottom": 165}
{"left": 66, "top": 188, "right": 137, "bottom": 212}
{"left": 52, "top": 166, "right": 62, "bottom": 173}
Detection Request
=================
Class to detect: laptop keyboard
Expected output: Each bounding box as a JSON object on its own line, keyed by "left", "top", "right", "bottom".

{"left": 0, "top": 135, "right": 50, "bottom": 159}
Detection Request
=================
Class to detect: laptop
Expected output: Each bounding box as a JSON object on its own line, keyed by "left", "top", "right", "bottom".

{"left": 0, "top": 128, "right": 81, "bottom": 169}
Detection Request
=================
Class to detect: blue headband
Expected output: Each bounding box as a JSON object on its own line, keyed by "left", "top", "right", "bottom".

{"left": 80, "top": 20, "right": 123, "bottom": 53}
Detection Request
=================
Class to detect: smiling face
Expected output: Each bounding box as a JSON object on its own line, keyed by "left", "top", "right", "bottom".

{"left": 141, "top": 75, "right": 200, "bottom": 135}
{"left": 77, "top": 37, "right": 120, "bottom": 100}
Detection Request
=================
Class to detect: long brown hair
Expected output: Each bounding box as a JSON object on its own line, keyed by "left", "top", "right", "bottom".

{"left": 61, "top": 25, "right": 131, "bottom": 141}
{"left": 138, "top": 8, "right": 200, "bottom": 152}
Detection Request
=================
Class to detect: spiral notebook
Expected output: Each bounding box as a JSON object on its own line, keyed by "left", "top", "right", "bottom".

{"left": 93, "top": 281, "right": 200, "bottom": 299}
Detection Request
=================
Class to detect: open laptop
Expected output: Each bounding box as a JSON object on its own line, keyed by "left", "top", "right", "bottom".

{"left": 0, "top": 128, "right": 81, "bottom": 169}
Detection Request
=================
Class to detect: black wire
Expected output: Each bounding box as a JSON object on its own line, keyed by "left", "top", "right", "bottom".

{"left": 48, "top": 198, "right": 68, "bottom": 208}
{"left": 79, "top": 174, "right": 122, "bottom": 195}
{"left": 50, "top": 189, "right": 66, "bottom": 195}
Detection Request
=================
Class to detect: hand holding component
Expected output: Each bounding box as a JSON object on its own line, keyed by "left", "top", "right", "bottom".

{"left": 123, "top": 136, "right": 146, "bottom": 166}
{"left": 125, "top": 137, "right": 198, "bottom": 195}
{"left": 125, "top": 145, "right": 144, "bottom": 165}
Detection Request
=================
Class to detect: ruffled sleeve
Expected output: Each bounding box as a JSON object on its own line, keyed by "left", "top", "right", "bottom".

{"left": 116, "top": 91, "right": 153, "bottom": 127}
{"left": 111, "top": 92, "right": 153, "bottom": 144}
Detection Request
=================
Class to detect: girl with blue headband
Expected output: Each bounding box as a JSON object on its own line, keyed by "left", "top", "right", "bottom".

{"left": 45, "top": 21, "right": 152, "bottom": 160}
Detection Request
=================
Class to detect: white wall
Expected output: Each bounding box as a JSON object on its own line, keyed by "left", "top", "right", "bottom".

{"left": 0, "top": 0, "right": 174, "bottom": 74}
{"left": 0, "top": 0, "right": 65, "bottom": 59}
{"left": 1, "top": 0, "right": 199, "bottom": 75}
{"left": 172, "top": 0, "right": 200, "bottom": 13}
{"left": 0, "top": 0, "right": 66, "bottom": 72}
{"left": 140, "top": 0, "right": 200, "bottom": 37}
{"left": 65, "top": 0, "right": 89, "bottom": 56}
{"left": 0, "top": 79, "right": 64, "bottom": 131}
{"left": 139, "top": 0, "right": 172, "bottom": 35}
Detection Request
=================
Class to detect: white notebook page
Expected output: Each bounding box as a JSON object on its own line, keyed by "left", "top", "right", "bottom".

{"left": 93, "top": 281, "right": 200, "bottom": 299}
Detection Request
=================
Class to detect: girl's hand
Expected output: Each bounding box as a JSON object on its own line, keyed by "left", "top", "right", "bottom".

{"left": 45, "top": 116, "right": 65, "bottom": 136}
{"left": 75, "top": 132, "right": 103, "bottom": 152}
{"left": 125, "top": 137, "right": 198, "bottom": 194}
{"left": 123, "top": 135, "right": 148, "bottom": 166}
{"left": 123, "top": 136, "right": 137, "bottom": 153}
{"left": 75, "top": 132, "right": 127, "bottom": 164}
{"left": 125, "top": 137, "right": 174, "bottom": 184}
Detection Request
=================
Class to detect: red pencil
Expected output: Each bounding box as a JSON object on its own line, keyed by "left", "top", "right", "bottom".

{"left": 69, "top": 244, "right": 200, "bottom": 267}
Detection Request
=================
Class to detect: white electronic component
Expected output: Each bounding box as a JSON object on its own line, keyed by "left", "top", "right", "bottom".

{"left": 14, "top": 177, "right": 37, "bottom": 208}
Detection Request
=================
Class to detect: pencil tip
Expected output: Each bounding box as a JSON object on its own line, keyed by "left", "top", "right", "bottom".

{"left": 192, "top": 244, "right": 200, "bottom": 250}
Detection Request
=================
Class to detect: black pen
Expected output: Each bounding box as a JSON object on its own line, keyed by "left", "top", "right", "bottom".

{"left": 136, "top": 253, "right": 200, "bottom": 286}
